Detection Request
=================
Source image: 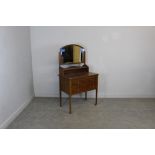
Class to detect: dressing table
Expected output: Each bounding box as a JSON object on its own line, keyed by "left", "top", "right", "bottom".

{"left": 58, "top": 44, "right": 98, "bottom": 114}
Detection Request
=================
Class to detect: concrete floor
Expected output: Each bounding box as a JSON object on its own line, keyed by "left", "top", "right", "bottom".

{"left": 8, "top": 98, "right": 155, "bottom": 129}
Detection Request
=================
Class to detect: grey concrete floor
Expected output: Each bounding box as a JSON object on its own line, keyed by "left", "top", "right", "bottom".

{"left": 8, "top": 98, "right": 155, "bottom": 129}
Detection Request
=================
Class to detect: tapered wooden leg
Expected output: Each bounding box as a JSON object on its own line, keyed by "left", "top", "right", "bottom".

{"left": 69, "top": 95, "right": 72, "bottom": 114}
{"left": 59, "top": 77, "right": 62, "bottom": 107}
{"left": 85, "top": 91, "right": 87, "bottom": 100}
{"left": 60, "top": 90, "right": 62, "bottom": 107}
{"left": 95, "top": 88, "right": 98, "bottom": 105}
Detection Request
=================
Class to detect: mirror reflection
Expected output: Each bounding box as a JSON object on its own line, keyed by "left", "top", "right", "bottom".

{"left": 60, "top": 44, "right": 85, "bottom": 65}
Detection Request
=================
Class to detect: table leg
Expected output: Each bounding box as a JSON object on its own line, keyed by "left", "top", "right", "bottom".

{"left": 95, "top": 88, "right": 98, "bottom": 105}
{"left": 69, "top": 95, "right": 72, "bottom": 114}
{"left": 85, "top": 91, "right": 87, "bottom": 100}
{"left": 60, "top": 90, "right": 62, "bottom": 107}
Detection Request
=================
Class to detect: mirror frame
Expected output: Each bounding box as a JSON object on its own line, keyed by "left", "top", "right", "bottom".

{"left": 59, "top": 44, "right": 86, "bottom": 65}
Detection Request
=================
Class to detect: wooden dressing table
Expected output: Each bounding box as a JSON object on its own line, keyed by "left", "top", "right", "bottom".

{"left": 59, "top": 44, "right": 98, "bottom": 114}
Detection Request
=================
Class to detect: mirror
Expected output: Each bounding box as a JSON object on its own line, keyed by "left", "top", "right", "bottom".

{"left": 59, "top": 44, "right": 85, "bottom": 65}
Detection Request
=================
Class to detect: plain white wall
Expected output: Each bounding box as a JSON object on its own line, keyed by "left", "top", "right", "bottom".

{"left": 30, "top": 26, "right": 155, "bottom": 98}
{"left": 0, "top": 27, "right": 34, "bottom": 128}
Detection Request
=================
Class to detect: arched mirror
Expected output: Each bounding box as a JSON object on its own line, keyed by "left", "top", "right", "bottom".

{"left": 59, "top": 44, "right": 85, "bottom": 66}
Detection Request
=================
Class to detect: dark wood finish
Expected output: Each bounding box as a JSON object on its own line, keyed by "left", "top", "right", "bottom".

{"left": 59, "top": 72, "right": 98, "bottom": 95}
{"left": 59, "top": 44, "right": 98, "bottom": 114}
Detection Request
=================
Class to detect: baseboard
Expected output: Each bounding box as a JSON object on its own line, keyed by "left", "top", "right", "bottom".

{"left": 0, "top": 95, "right": 34, "bottom": 129}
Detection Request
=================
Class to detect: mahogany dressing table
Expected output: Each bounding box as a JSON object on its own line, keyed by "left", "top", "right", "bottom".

{"left": 58, "top": 44, "right": 98, "bottom": 114}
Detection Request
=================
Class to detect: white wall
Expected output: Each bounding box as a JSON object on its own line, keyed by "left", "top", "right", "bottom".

{"left": 0, "top": 27, "right": 34, "bottom": 128}
{"left": 30, "top": 27, "right": 155, "bottom": 98}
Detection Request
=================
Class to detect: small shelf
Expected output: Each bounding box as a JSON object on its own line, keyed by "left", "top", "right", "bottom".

{"left": 59, "top": 65, "right": 89, "bottom": 76}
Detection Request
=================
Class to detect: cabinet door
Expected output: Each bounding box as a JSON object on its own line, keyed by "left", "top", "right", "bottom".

{"left": 71, "top": 76, "right": 98, "bottom": 94}
{"left": 88, "top": 76, "right": 97, "bottom": 90}
{"left": 79, "top": 76, "right": 97, "bottom": 92}
{"left": 78, "top": 78, "right": 89, "bottom": 92}
{"left": 71, "top": 79, "right": 79, "bottom": 94}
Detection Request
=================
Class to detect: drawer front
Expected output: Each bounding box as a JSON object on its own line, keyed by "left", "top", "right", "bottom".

{"left": 71, "top": 76, "right": 97, "bottom": 94}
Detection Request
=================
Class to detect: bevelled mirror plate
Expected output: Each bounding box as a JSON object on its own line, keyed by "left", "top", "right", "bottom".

{"left": 59, "top": 44, "right": 85, "bottom": 67}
